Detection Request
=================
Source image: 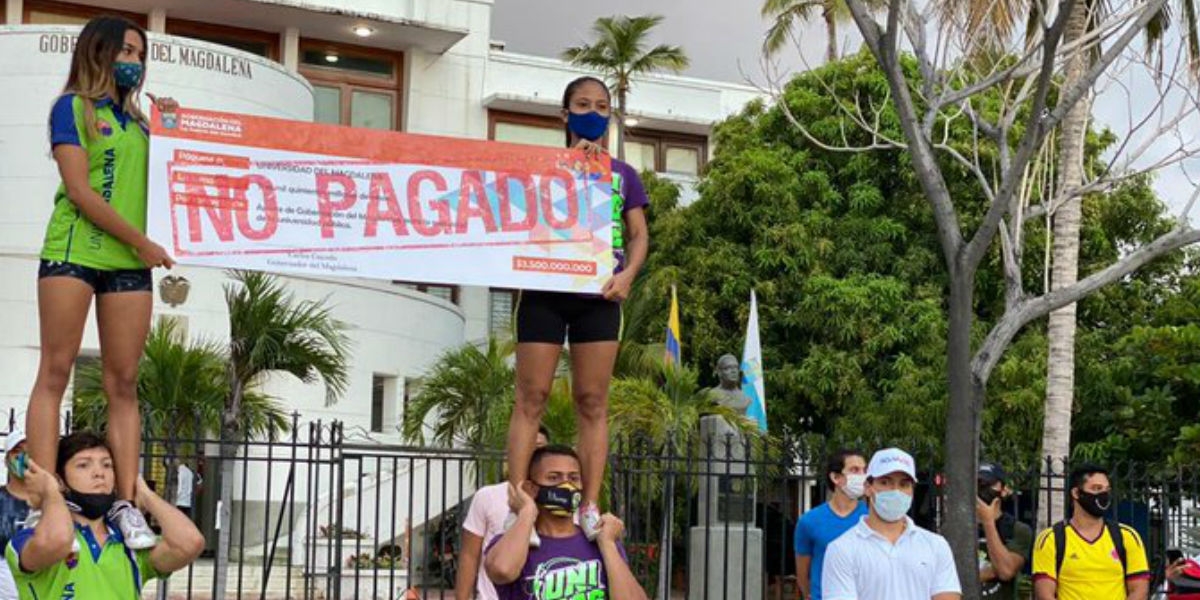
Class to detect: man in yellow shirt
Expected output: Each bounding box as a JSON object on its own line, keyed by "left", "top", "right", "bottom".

{"left": 1032, "top": 464, "right": 1150, "bottom": 600}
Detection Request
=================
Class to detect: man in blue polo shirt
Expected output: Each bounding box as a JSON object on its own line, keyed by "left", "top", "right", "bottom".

{"left": 794, "top": 449, "right": 868, "bottom": 600}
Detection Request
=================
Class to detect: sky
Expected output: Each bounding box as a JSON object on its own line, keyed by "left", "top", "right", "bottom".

{"left": 491, "top": 1, "right": 1200, "bottom": 220}
{"left": 490, "top": 0, "right": 830, "bottom": 85}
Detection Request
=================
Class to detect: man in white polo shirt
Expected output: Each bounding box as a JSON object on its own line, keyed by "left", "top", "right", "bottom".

{"left": 822, "top": 448, "right": 961, "bottom": 600}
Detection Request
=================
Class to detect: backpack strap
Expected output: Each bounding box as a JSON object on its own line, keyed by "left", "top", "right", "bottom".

{"left": 1107, "top": 520, "right": 1128, "bottom": 576}
{"left": 1054, "top": 521, "right": 1068, "bottom": 580}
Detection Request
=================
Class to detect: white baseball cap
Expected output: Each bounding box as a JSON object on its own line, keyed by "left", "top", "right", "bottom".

{"left": 867, "top": 447, "right": 918, "bottom": 482}
{"left": 4, "top": 427, "right": 25, "bottom": 455}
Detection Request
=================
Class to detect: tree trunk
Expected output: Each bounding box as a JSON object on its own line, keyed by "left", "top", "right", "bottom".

{"left": 212, "top": 381, "right": 244, "bottom": 600}
{"left": 944, "top": 269, "right": 983, "bottom": 600}
{"left": 824, "top": 2, "right": 838, "bottom": 63}
{"left": 617, "top": 87, "right": 628, "bottom": 162}
{"left": 1039, "top": 1, "right": 1092, "bottom": 532}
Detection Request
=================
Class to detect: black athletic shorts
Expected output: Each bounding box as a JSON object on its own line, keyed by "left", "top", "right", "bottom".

{"left": 515, "top": 290, "right": 621, "bottom": 344}
{"left": 38, "top": 259, "right": 152, "bottom": 294}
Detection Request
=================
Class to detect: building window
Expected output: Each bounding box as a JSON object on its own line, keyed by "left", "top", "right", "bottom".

{"left": 489, "top": 289, "right": 517, "bottom": 336}
{"left": 489, "top": 111, "right": 562, "bottom": 148}
{"left": 300, "top": 39, "right": 402, "bottom": 131}
{"left": 392, "top": 282, "right": 460, "bottom": 306}
{"left": 625, "top": 129, "right": 707, "bottom": 176}
{"left": 489, "top": 111, "right": 707, "bottom": 176}
{"left": 370, "top": 375, "right": 397, "bottom": 434}
{"left": 24, "top": 0, "right": 145, "bottom": 25}
{"left": 165, "top": 19, "right": 278, "bottom": 59}
{"left": 402, "top": 377, "right": 423, "bottom": 429}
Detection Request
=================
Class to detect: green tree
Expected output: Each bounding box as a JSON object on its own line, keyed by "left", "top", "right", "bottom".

{"left": 212, "top": 271, "right": 351, "bottom": 600}
{"left": 400, "top": 336, "right": 515, "bottom": 449}
{"left": 563, "top": 15, "right": 689, "bottom": 161}
{"left": 640, "top": 51, "right": 1184, "bottom": 471}
{"left": 399, "top": 336, "right": 579, "bottom": 452}
{"left": 73, "top": 319, "right": 288, "bottom": 450}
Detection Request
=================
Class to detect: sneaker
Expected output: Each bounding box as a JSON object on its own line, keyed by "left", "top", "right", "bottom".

{"left": 580, "top": 502, "right": 602, "bottom": 541}
{"left": 108, "top": 501, "right": 156, "bottom": 550}
{"left": 21, "top": 509, "right": 40, "bottom": 529}
{"left": 503, "top": 512, "right": 540, "bottom": 548}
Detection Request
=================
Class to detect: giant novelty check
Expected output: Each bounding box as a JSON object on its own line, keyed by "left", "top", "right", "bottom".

{"left": 147, "top": 107, "right": 615, "bottom": 293}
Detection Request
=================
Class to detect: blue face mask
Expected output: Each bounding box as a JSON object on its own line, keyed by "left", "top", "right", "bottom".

{"left": 873, "top": 489, "right": 913, "bottom": 522}
{"left": 567, "top": 111, "right": 610, "bottom": 142}
{"left": 114, "top": 61, "right": 143, "bottom": 90}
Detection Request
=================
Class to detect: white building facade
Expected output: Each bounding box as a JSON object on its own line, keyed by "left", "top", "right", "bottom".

{"left": 0, "top": 0, "right": 761, "bottom": 584}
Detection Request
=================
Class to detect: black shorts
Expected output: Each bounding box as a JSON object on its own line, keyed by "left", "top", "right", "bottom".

{"left": 515, "top": 290, "right": 621, "bottom": 344}
{"left": 38, "top": 259, "right": 152, "bottom": 294}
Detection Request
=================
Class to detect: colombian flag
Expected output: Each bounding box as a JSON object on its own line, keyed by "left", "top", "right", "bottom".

{"left": 665, "top": 285, "right": 682, "bottom": 367}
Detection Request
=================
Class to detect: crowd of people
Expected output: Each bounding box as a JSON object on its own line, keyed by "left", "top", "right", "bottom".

{"left": 791, "top": 449, "right": 1150, "bottom": 600}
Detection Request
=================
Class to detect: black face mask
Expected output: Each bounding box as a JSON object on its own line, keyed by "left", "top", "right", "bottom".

{"left": 64, "top": 489, "right": 117, "bottom": 520}
{"left": 533, "top": 482, "right": 581, "bottom": 517}
{"left": 1077, "top": 490, "right": 1111, "bottom": 518}
{"left": 978, "top": 486, "right": 1001, "bottom": 507}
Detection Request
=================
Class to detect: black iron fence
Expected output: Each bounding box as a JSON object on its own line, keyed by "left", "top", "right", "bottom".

{"left": 2, "top": 413, "right": 1197, "bottom": 600}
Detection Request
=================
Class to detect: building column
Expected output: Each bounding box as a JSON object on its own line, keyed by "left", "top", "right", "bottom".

{"left": 5, "top": 0, "right": 23, "bottom": 25}
{"left": 283, "top": 27, "right": 300, "bottom": 72}
{"left": 148, "top": 8, "right": 166, "bottom": 33}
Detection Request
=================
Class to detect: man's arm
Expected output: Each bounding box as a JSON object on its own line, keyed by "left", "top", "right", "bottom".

{"left": 795, "top": 555, "right": 812, "bottom": 599}
{"left": 596, "top": 514, "right": 648, "bottom": 600}
{"left": 1034, "top": 578, "right": 1057, "bottom": 600}
{"left": 930, "top": 536, "right": 962, "bottom": 600}
{"left": 1030, "top": 526, "right": 1058, "bottom": 600}
{"left": 980, "top": 518, "right": 1024, "bottom": 581}
{"left": 484, "top": 484, "right": 533, "bottom": 586}
{"left": 455, "top": 531, "right": 484, "bottom": 600}
{"left": 139, "top": 478, "right": 205, "bottom": 574}
{"left": 1125, "top": 577, "right": 1149, "bottom": 600}
{"left": 16, "top": 461, "right": 74, "bottom": 573}
{"left": 1123, "top": 525, "right": 1152, "bottom": 600}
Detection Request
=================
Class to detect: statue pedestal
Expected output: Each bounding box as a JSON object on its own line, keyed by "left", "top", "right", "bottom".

{"left": 688, "top": 416, "right": 762, "bottom": 600}
{"left": 687, "top": 526, "right": 763, "bottom": 600}
{"left": 696, "top": 415, "right": 756, "bottom": 524}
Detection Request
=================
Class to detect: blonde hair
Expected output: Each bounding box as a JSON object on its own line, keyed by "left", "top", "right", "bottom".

{"left": 58, "top": 16, "right": 149, "bottom": 141}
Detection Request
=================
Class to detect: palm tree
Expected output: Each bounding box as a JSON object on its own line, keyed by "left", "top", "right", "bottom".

{"left": 400, "top": 336, "right": 515, "bottom": 449}
{"left": 73, "top": 320, "right": 289, "bottom": 456}
{"left": 762, "top": 0, "right": 886, "bottom": 63}
{"left": 212, "top": 271, "right": 350, "bottom": 600}
{"left": 400, "top": 336, "right": 578, "bottom": 451}
{"left": 563, "top": 15, "right": 689, "bottom": 161}
{"left": 608, "top": 364, "right": 756, "bottom": 451}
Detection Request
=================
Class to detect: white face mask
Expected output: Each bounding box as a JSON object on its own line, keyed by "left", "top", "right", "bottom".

{"left": 841, "top": 473, "right": 867, "bottom": 500}
{"left": 873, "top": 489, "right": 913, "bottom": 522}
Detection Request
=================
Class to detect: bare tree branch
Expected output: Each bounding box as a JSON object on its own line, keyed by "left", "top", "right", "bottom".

{"left": 962, "top": 0, "right": 1079, "bottom": 273}
{"left": 973, "top": 220, "right": 1200, "bottom": 382}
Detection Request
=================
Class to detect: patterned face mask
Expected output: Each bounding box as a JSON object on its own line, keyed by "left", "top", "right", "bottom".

{"left": 534, "top": 481, "right": 582, "bottom": 517}
{"left": 114, "top": 61, "right": 144, "bottom": 89}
